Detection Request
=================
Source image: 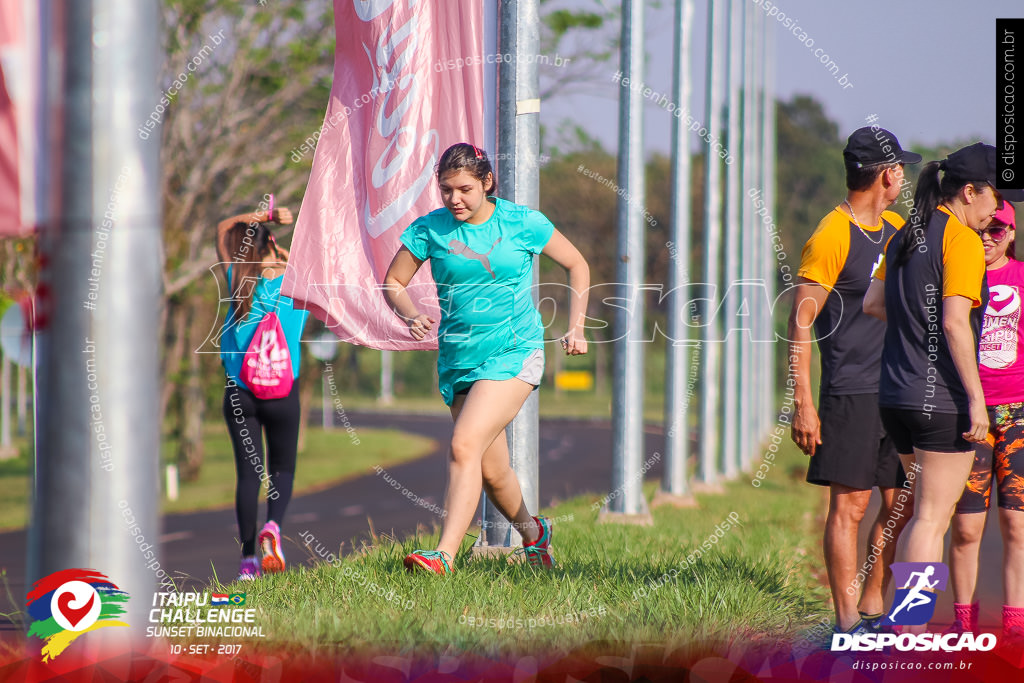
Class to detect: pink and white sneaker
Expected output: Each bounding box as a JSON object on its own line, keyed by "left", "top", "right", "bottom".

{"left": 259, "top": 520, "right": 286, "bottom": 574}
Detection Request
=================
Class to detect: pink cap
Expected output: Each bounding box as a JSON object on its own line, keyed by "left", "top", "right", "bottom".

{"left": 994, "top": 201, "right": 1016, "bottom": 230}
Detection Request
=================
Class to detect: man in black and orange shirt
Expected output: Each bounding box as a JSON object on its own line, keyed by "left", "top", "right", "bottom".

{"left": 788, "top": 127, "right": 921, "bottom": 635}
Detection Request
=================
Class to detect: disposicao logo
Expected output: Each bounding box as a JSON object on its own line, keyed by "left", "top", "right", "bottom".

{"left": 832, "top": 562, "right": 996, "bottom": 653}
{"left": 27, "top": 569, "right": 129, "bottom": 661}
{"left": 884, "top": 562, "right": 948, "bottom": 626}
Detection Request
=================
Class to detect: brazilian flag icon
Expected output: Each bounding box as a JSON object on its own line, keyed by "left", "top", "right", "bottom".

{"left": 229, "top": 593, "right": 246, "bottom": 606}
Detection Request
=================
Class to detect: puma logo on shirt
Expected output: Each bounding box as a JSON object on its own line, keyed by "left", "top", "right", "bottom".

{"left": 447, "top": 237, "right": 502, "bottom": 278}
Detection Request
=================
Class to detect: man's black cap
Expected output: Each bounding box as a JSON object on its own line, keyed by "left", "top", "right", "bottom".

{"left": 941, "top": 142, "right": 1024, "bottom": 202}
{"left": 843, "top": 126, "right": 923, "bottom": 169}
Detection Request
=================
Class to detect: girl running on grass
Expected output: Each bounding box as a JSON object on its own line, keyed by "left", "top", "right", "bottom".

{"left": 383, "top": 143, "right": 590, "bottom": 574}
{"left": 864, "top": 143, "right": 1024, "bottom": 630}
{"left": 947, "top": 201, "right": 1024, "bottom": 640}
{"left": 216, "top": 204, "right": 309, "bottom": 580}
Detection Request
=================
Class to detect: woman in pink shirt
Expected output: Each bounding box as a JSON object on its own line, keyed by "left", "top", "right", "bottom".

{"left": 948, "top": 201, "right": 1024, "bottom": 640}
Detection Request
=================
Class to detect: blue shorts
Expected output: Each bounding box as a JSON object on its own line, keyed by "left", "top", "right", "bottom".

{"left": 439, "top": 347, "right": 544, "bottom": 406}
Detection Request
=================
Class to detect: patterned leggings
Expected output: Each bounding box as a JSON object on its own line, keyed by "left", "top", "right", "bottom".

{"left": 955, "top": 402, "right": 1024, "bottom": 513}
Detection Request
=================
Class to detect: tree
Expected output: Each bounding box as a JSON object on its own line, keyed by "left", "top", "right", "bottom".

{"left": 773, "top": 94, "right": 846, "bottom": 250}
{"left": 538, "top": 0, "right": 621, "bottom": 100}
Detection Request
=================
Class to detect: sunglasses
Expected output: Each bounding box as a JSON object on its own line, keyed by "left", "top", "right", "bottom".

{"left": 976, "top": 225, "right": 1011, "bottom": 242}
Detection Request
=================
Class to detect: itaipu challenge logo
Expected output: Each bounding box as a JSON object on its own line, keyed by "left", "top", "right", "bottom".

{"left": 26, "top": 569, "right": 129, "bottom": 662}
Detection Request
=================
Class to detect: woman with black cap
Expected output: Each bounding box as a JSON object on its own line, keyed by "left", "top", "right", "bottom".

{"left": 864, "top": 143, "right": 1024, "bottom": 629}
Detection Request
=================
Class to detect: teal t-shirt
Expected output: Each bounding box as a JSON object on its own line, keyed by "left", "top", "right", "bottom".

{"left": 399, "top": 197, "right": 555, "bottom": 370}
{"left": 220, "top": 267, "right": 310, "bottom": 391}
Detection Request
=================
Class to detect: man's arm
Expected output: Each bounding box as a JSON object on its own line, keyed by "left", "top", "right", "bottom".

{"left": 787, "top": 278, "right": 830, "bottom": 456}
{"left": 862, "top": 277, "right": 886, "bottom": 321}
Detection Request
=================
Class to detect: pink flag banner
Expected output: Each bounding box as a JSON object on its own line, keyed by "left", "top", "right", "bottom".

{"left": 282, "top": 0, "right": 485, "bottom": 350}
{"left": 0, "top": 0, "right": 29, "bottom": 237}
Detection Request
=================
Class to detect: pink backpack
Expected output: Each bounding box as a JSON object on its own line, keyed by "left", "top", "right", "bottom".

{"left": 240, "top": 312, "right": 294, "bottom": 399}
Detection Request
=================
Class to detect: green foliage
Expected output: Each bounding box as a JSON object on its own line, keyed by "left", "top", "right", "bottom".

{"left": 537, "top": 1, "right": 622, "bottom": 100}
{"left": 543, "top": 9, "right": 606, "bottom": 37}
{"left": 773, "top": 95, "right": 845, "bottom": 251}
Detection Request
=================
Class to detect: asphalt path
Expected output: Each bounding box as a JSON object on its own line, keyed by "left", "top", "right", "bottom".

{"left": 0, "top": 411, "right": 666, "bottom": 614}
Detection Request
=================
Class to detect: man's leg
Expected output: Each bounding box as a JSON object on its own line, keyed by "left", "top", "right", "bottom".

{"left": 824, "top": 484, "right": 873, "bottom": 630}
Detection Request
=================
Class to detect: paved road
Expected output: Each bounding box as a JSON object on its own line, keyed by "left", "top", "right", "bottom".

{"left": 0, "top": 411, "right": 666, "bottom": 616}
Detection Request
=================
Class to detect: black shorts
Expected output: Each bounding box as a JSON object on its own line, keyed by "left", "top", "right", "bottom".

{"left": 806, "top": 393, "right": 905, "bottom": 490}
{"left": 879, "top": 407, "right": 972, "bottom": 454}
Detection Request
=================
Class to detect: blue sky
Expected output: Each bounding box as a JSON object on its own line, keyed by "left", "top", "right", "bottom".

{"left": 541, "top": 0, "right": 1022, "bottom": 155}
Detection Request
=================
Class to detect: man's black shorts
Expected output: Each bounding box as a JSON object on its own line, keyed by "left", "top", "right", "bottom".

{"left": 806, "top": 393, "right": 906, "bottom": 490}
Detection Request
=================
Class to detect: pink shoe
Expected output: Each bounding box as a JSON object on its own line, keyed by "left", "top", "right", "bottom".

{"left": 237, "top": 556, "right": 261, "bottom": 581}
{"left": 521, "top": 516, "right": 555, "bottom": 569}
{"left": 259, "top": 521, "right": 286, "bottom": 573}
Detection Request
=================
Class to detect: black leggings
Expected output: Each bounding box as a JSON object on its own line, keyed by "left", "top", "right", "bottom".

{"left": 222, "top": 380, "right": 300, "bottom": 556}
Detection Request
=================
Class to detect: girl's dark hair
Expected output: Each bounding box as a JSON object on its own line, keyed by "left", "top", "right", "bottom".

{"left": 894, "top": 161, "right": 990, "bottom": 267}
{"left": 436, "top": 143, "right": 495, "bottom": 195}
{"left": 223, "top": 221, "right": 282, "bottom": 318}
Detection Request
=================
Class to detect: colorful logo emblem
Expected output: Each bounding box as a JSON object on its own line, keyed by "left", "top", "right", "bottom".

{"left": 26, "top": 569, "right": 129, "bottom": 661}
{"left": 884, "top": 562, "right": 949, "bottom": 626}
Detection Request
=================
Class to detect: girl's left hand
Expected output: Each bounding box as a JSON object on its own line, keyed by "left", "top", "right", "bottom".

{"left": 560, "top": 331, "right": 587, "bottom": 356}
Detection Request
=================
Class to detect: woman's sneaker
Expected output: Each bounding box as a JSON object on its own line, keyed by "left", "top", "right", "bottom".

{"left": 237, "top": 556, "right": 261, "bottom": 581}
{"left": 403, "top": 550, "right": 453, "bottom": 574}
{"left": 860, "top": 612, "right": 897, "bottom": 634}
{"left": 521, "top": 516, "right": 555, "bottom": 569}
{"left": 259, "top": 520, "right": 286, "bottom": 574}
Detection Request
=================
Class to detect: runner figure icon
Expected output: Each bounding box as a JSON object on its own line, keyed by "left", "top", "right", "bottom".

{"left": 888, "top": 565, "right": 938, "bottom": 620}
{"left": 883, "top": 562, "right": 948, "bottom": 625}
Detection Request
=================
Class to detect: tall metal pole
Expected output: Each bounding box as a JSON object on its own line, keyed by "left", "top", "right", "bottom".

{"left": 761, "top": 17, "right": 777, "bottom": 439}
{"left": 755, "top": 10, "right": 768, "bottom": 443}
{"left": 657, "top": 0, "right": 697, "bottom": 507}
{"left": 480, "top": 0, "right": 541, "bottom": 549}
{"left": 720, "top": 0, "right": 742, "bottom": 482}
{"left": 739, "top": 1, "right": 759, "bottom": 472}
{"left": 605, "top": 0, "right": 650, "bottom": 522}
{"left": 29, "top": 0, "right": 161, "bottom": 640}
{"left": 696, "top": 0, "right": 725, "bottom": 490}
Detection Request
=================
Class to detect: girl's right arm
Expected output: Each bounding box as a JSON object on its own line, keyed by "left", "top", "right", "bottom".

{"left": 383, "top": 246, "right": 435, "bottom": 340}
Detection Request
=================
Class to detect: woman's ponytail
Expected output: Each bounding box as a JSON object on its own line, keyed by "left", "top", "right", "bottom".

{"left": 894, "top": 161, "right": 944, "bottom": 267}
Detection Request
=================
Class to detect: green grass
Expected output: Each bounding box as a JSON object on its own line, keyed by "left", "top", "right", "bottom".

{"left": 0, "top": 426, "right": 436, "bottom": 530}
{"left": 0, "top": 433, "right": 35, "bottom": 532}
{"left": 160, "top": 424, "right": 436, "bottom": 515}
{"left": 190, "top": 440, "right": 830, "bottom": 659}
